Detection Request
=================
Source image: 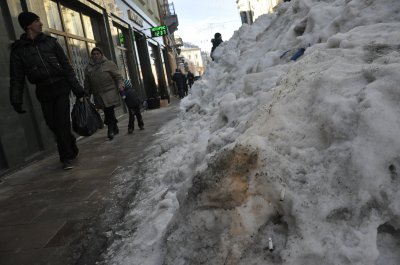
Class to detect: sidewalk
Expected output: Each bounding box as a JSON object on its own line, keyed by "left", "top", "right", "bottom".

{"left": 0, "top": 99, "right": 180, "bottom": 265}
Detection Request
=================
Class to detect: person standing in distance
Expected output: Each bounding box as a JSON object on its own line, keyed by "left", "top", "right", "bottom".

{"left": 10, "top": 12, "right": 85, "bottom": 170}
{"left": 210, "top": 32, "right": 223, "bottom": 61}
{"left": 172, "top": 69, "right": 185, "bottom": 99}
{"left": 187, "top": 70, "right": 195, "bottom": 89}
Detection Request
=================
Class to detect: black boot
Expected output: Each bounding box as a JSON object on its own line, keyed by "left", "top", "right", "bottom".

{"left": 107, "top": 125, "right": 114, "bottom": 140}
{"left": 114, "top": 124, "right": 119, "bottom": 135}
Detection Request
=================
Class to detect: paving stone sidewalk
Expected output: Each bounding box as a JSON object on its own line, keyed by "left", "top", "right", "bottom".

{"left": 0, "top": 99, "right": 180, "bottom": 265}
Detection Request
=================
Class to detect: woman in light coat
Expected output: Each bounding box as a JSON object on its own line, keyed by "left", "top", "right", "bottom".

{"left": 84, "top": 47, "right": 124, "bottom": 140}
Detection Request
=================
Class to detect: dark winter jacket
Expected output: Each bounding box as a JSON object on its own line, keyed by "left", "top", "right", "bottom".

{"left": 211, "top": 37, "right": 223, "bottom": 60}
{"left": 182, "top": 74, "right": 188, "bottom": 88}
{"left": 172, "top": 71, "right": 184, "bottom": 89}
{"left": 123, "top": 79, "right": 142, "bottom": 108}
{"left": 84, "top": 56, "right": 123, "bottom": 109}
{"left": 10, "top": 33, "right": 83, "bottom": 104}
{"left": 187, "top": 72, "right": 195, "bottom": 84}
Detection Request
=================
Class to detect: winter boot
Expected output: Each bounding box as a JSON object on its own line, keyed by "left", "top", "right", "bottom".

{"left": 114, "top": 124, "right": 119, "bottom": 135}
{"left": 62, "top": 160, "right": 73, "bottom": 170}
{"left": 107, "top": 125, "right": 114, "bottom": 140}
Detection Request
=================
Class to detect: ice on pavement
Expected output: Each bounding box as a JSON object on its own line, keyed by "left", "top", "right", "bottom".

{"left": 102, "top": 0, "right": 400, "bottom": 264}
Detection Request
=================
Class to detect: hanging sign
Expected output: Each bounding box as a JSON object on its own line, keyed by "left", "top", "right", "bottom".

{"left": 150, "top": 25, "right": 168, "bottom": 37}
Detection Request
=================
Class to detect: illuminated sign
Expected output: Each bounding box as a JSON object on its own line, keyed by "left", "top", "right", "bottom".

{"left": 150, "top": 25, "right": 168, "bottom": 37}
{"left": 119, "top": 33, "right": 124, "bottom": 46}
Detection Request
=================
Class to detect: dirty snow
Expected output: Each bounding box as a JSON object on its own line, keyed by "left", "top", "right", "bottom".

{"left": 101, "top": 0, "right": 400, "bottom": 264}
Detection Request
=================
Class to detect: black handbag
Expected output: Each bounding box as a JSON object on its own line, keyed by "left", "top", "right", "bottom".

{"left": 71, "top": 97, "right": 103, "bottom": 136}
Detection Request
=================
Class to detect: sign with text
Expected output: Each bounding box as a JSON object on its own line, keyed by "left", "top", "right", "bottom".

{"left": 150, "top": 25, "right": 168, "bottom": 37}
{"left": 128, "top": 10, "right": 143, "bottom": 27}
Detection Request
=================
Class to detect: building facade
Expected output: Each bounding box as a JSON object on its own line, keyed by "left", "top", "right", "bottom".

{"left": 157, "top": 0, "right": 179, "bottom": 89}
{"left": 180, "top": 47, "right": 204, "bottom": 76}
{"left": 0, "top": 0, "right": 178, "bottom": 174}
{"left": 236, "top": 0, "right": 281, "bottom": 24}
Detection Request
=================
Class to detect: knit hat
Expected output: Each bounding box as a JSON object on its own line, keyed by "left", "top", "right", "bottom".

{"left": 18, "top": 12, "right": 40, "bottom": 31}
{"left": 91, "top": 47, "right": 103, "bottom": 55}
{"left": 123, "top": 79, "right": 133, "bottom": 90}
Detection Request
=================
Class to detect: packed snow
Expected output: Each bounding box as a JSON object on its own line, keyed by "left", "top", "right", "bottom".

{"left": 101, "top": 0, "right": 400, "bottom": 264}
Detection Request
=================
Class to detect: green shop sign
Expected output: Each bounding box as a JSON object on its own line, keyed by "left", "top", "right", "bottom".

{"left": 150, "top": 25, "right": 168, "bottom": 37}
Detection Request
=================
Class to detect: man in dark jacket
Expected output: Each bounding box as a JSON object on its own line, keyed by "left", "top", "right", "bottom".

{"left": 10, "top": 12, "right": 85, "bottom": 170}
{"left": 210, "top": 32, "right": 223, "bottom": 61}
{"left": 182, "top": 72, "right": 189, "bottom": 96}
{"left": 172, "top": 69, "right": 185, "bottom": 99}
{"left": 187, "top": 71, "right": 195, "bottom": 88}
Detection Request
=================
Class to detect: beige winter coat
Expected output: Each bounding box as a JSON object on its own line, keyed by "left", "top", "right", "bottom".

{"left": 84, "top": 56, "right": 123, "bottom": 109}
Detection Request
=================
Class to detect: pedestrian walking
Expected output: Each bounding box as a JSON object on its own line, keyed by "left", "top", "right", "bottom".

{"left": 187, "top": 70, "right": 195, "bottom": 88}
{"left": 9, "top": 11, "right": 85, "bottom": 170}
{"left": 123, "top": 79, "right": 144, "bottom": 133}
{"left": 183, "top": 72, "right": 189, "bottom": 96}
{"left": 210, "top": 32, "right": 223, "bottom": 61}
{"left": 170, "top": 72, "right": 178, "bottom": 97}
{"left": 172, "top": 69, "right": 185, "bottom": 99}
{"left": 84, "top": 47, "right": 124, "bottom": 140}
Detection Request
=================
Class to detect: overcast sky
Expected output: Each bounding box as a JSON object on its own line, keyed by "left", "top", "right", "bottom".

{"left": 172, "top": 0, "right": 242, "bottom": 54}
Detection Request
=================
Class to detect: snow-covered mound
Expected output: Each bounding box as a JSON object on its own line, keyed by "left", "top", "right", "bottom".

{"left": 103, "top": 0, "right": 400, "bottom": 264}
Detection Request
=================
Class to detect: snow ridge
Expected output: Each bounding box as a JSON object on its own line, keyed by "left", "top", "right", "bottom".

{"left": 103, "top": 0, "right": 400, "bottom": 264}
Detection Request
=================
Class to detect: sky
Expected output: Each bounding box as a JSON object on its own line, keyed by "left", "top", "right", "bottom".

{"left": 172, "top": 0, "right": 242, "bottom": 54}
{"left": 101, "top": 0, "right": 400, "bottom": 264}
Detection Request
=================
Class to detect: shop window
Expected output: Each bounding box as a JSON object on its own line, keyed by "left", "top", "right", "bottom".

{"left": 116, "top": 50, "right": 130, "bottom": 80}
{"left": 113, "top": 25, "right": 130, "bottom": 80}
{"left": 87, "top": 42, "right": 97, "bottom": 51}
{"left": 61, "top": 5, "right": 85, "bottom": 37}
{"left": 68, "top": 38, "right": 91, "bottom": 84}
{"left": 82, "top": 15, "right": 95, "bottom": 40}
{"left": 44, "top": 0, "right": 63, "bottom": 31}
{"left": 50, "top": 34, "right": 68, "bottom": 52}
{"left": 113, "top": 26, "right": 125, "bottom": 48}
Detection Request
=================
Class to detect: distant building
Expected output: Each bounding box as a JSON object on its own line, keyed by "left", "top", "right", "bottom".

{"left": 180, "top": 46, "right": 205, "bottom": 76}
{"left": 236, "top": 0, "right": 281, "bottom": 24}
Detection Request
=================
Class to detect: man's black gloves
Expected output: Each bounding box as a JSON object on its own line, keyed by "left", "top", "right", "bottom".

{"left": 73, "top": 86, "right": 86, "bottom": 99}
{"left": 75, "top": 90, "right": 85, "bottom": 99}
{"left": 12, "top": 104, "right": 26, "bottom": 114}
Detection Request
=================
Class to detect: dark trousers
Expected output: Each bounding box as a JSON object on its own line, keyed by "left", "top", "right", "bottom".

{"left": 103, "top": 106, "right": 117, "bottom": 130}
{"left": 40, "top": 93, "right": 78, "bottom": 163}
{"left": 177, "top": 84, "right": 184, "bottom": 99}
{"left": 128, "top": 106, "right": 144, "bottom": 129}
{"left": 184, "top": 85, "right": 188, "bottom": 96}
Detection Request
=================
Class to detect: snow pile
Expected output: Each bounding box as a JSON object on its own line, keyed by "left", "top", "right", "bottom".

{"left": 103, "top": 0, "right": 400, "bottom": 264}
